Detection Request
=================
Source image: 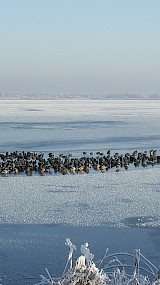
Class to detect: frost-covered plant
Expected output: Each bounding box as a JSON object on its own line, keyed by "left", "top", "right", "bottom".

{"left": 35, "top": 239, "right": 160, "bottom": 285}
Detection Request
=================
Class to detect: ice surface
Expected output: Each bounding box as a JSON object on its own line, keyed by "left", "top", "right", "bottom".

{"left": 0, "top": 168, "right": 160, "bottom": 227}
{"left": 0, "top": 99, "right": 160, "bottom": 285}
{"left": 0, "top": 99, "right": 160, "bottom": 117}
{"left": 0, "top": 99, "right": 160, "bottom": 153}
{"left": 0, "top": 99, "right": 159, "bottom": 227}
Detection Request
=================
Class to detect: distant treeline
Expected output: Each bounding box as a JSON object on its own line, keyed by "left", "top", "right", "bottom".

{"left": 0, "top": 92, "right": 160, "bottom": 100}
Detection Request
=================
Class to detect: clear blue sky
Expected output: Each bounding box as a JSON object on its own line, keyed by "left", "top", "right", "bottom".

{"left": 0, "top": 0, "right": 160, "bottom": 94}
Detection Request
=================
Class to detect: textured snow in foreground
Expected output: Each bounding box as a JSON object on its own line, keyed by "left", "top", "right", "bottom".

{"left": 0, "top": 168, "right": 160, "bottom": 227}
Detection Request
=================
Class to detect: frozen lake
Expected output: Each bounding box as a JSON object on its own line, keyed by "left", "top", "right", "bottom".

{"left": 0, "top": 99, "right": 160, "bottom": 285}
{"left": 0, "top": 99, "right": 159, "bottom": 153}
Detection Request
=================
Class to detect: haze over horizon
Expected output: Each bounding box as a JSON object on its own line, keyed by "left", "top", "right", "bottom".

{"left": 0, "top": 0, "right": 160, "bottom": 95}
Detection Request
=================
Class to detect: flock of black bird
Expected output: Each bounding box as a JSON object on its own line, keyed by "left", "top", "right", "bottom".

{"left": 0, "top": 149, "right": 159, "bottom": 176}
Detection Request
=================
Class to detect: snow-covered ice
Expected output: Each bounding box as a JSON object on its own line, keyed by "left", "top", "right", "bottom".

{"left": 0, "top": 168, "right": 160, "bottom": 227}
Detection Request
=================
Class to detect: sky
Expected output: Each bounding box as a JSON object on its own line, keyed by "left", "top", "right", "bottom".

{"left": 0, "top": 0, "right": 160, "bottom": 94}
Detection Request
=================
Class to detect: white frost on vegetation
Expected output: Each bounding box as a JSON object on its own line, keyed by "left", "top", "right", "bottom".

{"left": 36, "top": 239, "right": 160, "bottom": 285}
